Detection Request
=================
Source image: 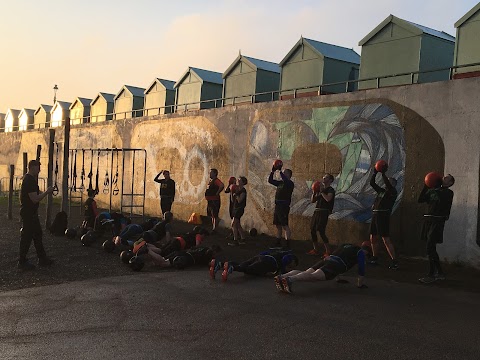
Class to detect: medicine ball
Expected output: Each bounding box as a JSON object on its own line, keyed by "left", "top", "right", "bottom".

{"left": 102, "top": 239, "right": 115, "bottom": 253}
{"left": 311, "top": 180, "right": 321, "bottom": 193}
{"left": 65, "top": 227, "right": 77, "bottom": 239}
{"left": 273, "top": 159, "right": 283, "bottom": 169}
{"left": 120, "top": 250, "right": 134, "bottom": 264}
{"left": 81, "top": 230, "right": 97, "bottom": 247}
{"left": 172, "top": 256, "right": 187, "bottom": 270}
{"left": 425, "top": 172, "right": 442, "bottom": 188}
{"left": 129, "top": 255, "right": 145, "bottom": 272}
{"left": 374, "top": 160, "right": 388, "bottom": 173}
{"left": 228, "top": 176, "right": 236, "bottom": 185}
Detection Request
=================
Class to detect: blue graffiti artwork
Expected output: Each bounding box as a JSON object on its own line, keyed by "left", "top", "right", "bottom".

{"left": 248, "top": 103, "right": 406, "bottom": 223}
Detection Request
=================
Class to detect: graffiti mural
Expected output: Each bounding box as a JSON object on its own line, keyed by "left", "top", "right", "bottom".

{"left": 131, "top": 116, "right": 229, "bottom": 208}
{"left": 248, "top": 103, "right": 406, "bottom": 224}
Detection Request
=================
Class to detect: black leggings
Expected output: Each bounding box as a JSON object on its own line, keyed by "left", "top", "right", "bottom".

{"left": 311, "top": 211, "right": 329, "bottom": 244}
{"left": 233, "top": 256, "right": 277, "bottom": 276}
{"left": 19, "top": 213, "right": 47, "bottom": 262}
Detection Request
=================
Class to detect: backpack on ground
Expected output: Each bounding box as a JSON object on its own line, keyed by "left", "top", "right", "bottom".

{"left": 49, "top": 211, "right": 68, "bottom": 236}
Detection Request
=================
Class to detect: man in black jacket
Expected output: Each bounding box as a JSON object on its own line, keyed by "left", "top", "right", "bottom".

{"left": 18, "top": 160, "right": 54, "bottom": 270}
{"left": 154, "top": 170, "right": 176, "bottom": 215}
{"left": 418, "top": 174, "right": 454, "bottom": 284}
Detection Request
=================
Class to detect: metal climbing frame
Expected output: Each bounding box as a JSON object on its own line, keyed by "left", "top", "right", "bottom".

{"left": 68, "top": 148, "right": 147, "bottom": 220}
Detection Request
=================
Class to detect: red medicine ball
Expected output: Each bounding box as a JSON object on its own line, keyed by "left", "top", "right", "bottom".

{"left": 425, "top": 172, "right": 442, "bottom": 188}
{"left": 230, "top": 184, "right": 238, "bottom": 193}
{"left": 311, "top": 180, "right": 321, "bottom": 193}
{"left": 273, "top": 159, "right": 283, "bottom": 169}
{"left": 228, "top": 176, "right": 236, "bottom": 185}
{"left": 375, "top": 160, "right": 388, "bottom": 173}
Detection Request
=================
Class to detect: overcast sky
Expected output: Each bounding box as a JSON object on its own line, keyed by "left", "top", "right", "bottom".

{"left": 0, "top": 0, "right": 478, "bottom": 113}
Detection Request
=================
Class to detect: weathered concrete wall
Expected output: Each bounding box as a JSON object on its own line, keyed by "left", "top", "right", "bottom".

{"left": 0, "top": 77, "right": 479, "bottom": 267}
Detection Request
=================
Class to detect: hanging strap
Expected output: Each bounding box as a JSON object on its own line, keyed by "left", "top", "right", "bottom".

{"left": 79, "top": 149, "right": 85, "bottom": 193}
{"left": 103, "top": 152, "right": 110, "bottom": 194}
{"left": 52, "top": 142, "right": 59, "bottom": 196}
{"left": 94, "top": 150, "right": 100, "bottom": 195}
{"left": 112, "top": 150, "right": 119, "bottom": 196}
{"left": 87, "top": 150, "right": 94, "bottom": 192}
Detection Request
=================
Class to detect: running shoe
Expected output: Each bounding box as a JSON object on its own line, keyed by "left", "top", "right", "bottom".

{"left": 221, "top": 261, "right": 233, "bottom": 282}
{"left": 228, "top": 240, "right": 239, "bottom": 246}
{"left": 368, "top": 256, "right": 379, "bottom": 266}
{"left": 435, "top": 273, "right": 446, "bottom": 281}
{"left": 306, "top": 249, "right": 320, "bottom": 256}
{"left": 274, "top": 276, "right": 284, "bottom": 291}
{"left": 281, "top": 277, "right": 293, "bottom": 294}
{"left": 418, "top": 276, "right": 436, "bottom": 284}
{"left": 209, "top": 259, "right": 222, "bottom": 279}
{"left": 238, "top": 239, "right": 246, "bottom": 245}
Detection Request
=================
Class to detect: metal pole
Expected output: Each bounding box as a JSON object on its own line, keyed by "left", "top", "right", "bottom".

{"left": 143, "top": 150, "right": 147, "bottom": 221}
{"left": 36, "top": 145, "right": 41, "bottom": 162}
{"left": 7, "top": 165, "right": 14, "bottom": 220}
{"left": 131, "top": 150, "right": 135, "bottom": 219}
{"left": 45, "top": 129, "right": 55, "bottom": 228}
{"left": 109, "top": 149, "right": 114, "bottom": 213}
{"left": 121, "top": 150, "right": 125, "bottom": 214}
{"left": 61, "top": 118, "right": 70, "bottom": 212}
{"left": 23, "top": 153, "right": 28, "bottom": 176}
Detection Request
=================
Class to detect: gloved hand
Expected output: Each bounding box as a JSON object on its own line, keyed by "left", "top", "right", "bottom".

{"left": 271, "top": 166, "right": 277, "bottom": 173}
{"left": 381, "top": 165, "right": 388, "bottom": 174}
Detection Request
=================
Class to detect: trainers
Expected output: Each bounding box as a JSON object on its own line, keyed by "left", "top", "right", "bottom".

{"left": 221, "top": 261, "right": 233, "bottom": 282}
{"left": 435, "top": 273, "right": 446, "bottom": 281}
{"left": 238, "top": 239, "right": 246, "bottom": 245}
{"left": 18, "top": 260, "right": 35, "bottom": 271}
{"left": 228, "top": 240, "right": 239, "bottom": 247}
{"left": 306, "top": 249, "right": 320, "bottom": 256}
{"left": 368, "top": 256, "right": 379, "bottom": 266}
{"left": 209, "top": 259, "right": 222, "bottom": 279}
{"left": 274, "top": 276, "right": 284, "bottom": 292}
{"left": 419, "top": 276, "right": 436, "bottom": 284}
{"left": 388, "top": 261, "right": 399, "bottom": 270}
{"left": 281, "top": 277, "right": 293, "bottom": 294}
{"left": 38, "top": 257, "right": 54, "bottom": 267}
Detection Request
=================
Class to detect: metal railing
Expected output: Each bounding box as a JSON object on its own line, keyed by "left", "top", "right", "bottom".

{"left": 1, "top": 61, "right": 479, "bottom": 133}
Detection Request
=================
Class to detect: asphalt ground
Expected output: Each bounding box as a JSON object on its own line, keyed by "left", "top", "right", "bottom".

{"left": 1, "top": 269, "right": 479, "bottom": 360}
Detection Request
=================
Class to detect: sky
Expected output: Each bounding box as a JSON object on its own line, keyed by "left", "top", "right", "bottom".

{"left": 0, "top": 0, "right": 478, "bottom": 113}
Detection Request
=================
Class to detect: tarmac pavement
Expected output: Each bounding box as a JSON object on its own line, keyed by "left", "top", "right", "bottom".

{"left": 1, "top": 269, "right": 479, "bottom": 360}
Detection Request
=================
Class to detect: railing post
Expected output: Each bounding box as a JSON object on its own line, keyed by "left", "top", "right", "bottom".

{"left": 345, "top": 81, "right": 349, "bottom": 93}
{"left": 376, "top": 78, "right": 380, "bottom": 88}
{"left": 7, "top": 165, "right": 14, "bottom": 220}
{"left": 411, "top": 73, "right": 415, "bottom": 84}
{"left": 449, "top": 67, "right": 454, "bottom": 80}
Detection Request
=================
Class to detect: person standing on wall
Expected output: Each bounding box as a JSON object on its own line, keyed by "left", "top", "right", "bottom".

{"left": 18, "top": 160, "right": 54, "bottom": 270}
{"left": 268, "top": 161, "right": 294, "bottom": 250}
{"left": 368, "top": 165, "right": 399, "bottom": 270}
{"left": 307, "top": 174, "right": 335, "bottom": 257}
{"left": 205, "top": 168, "right": 224, "bottom": 233}
{"left": 154, "top": 170, "right": 176, "bottom": 215}
{"left": 418, "top": 174, "right": 455, "bottom": 284}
